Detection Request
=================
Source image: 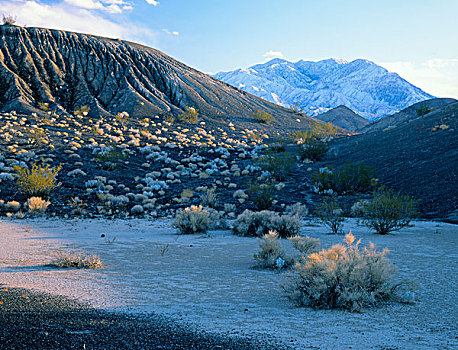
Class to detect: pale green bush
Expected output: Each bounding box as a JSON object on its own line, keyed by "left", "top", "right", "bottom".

{"left": 233, "top": 210, "right": 301, "bottom": 237}
{"left": 173, "top": 205, "right": 210, "bottom": 234}
{"left": 254, "top": 231, "right": 293, "bottom": 269}
{"left": 285, "top": 233, "right": 396, "bottom": 311}
{"left": 26, "top": 197, "right": 50, "bottom": 214}
{"left": 315, "top": 199, "right": 345, "bottom": 234}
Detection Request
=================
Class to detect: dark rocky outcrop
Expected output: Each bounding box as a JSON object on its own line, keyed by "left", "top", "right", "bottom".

{"left": 0, "top": 25, "right": 319, "bottom": 130}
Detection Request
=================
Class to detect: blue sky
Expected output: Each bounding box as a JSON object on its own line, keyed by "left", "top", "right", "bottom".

{"left": 1, "top": 0, "right": 458, "bottom": 98}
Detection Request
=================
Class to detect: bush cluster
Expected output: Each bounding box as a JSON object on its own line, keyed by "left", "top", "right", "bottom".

{"left": 232, "top": 210, "right": 301, "bottom": 238}
{"left": 299, "top": 138, "right": 329, "bottom": 161}
{"left": 312, "top": 162, "right": 375, "bottom": 195}
{"left": 179, "top": 106, "right": 200, "bottom": 124}
{"left": 247, "top": 182, "right": 277, "bottom": 210}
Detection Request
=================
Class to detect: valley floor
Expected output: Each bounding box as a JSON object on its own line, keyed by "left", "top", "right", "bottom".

{"left": 0, "top": 218, "right": 457, "bottom": 349}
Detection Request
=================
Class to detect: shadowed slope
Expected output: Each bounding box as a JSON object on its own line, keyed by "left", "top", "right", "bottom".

{"left": 316, "top": 105, "right": 369, "bottom": 131}
{"left": 328, "top": 101, "right": 458, "bottom": 219}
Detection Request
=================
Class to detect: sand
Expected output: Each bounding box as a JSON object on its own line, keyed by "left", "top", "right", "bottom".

{"left": 0, "top": 217, "right": 456, "bottom": 349}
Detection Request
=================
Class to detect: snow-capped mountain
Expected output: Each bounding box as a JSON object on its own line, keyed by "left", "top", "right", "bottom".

{"left": 213, "top": 58, "right": 434, "bottom": 120}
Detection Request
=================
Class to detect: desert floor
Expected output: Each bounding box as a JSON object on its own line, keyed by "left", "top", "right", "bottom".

{"left": 0, "top": 218, "right": 456, "bottom": 349}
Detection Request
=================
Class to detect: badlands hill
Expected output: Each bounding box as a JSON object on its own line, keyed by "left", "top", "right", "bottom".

{"left": 0, "top": 25, "right": 325, "bottom": 131}
{"left": 314, "top": 105, "right": 369, "bottom": 131}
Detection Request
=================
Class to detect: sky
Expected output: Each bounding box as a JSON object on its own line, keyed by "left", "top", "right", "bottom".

{"left": 1, "top": 0, "right": 457, "bottom": 98}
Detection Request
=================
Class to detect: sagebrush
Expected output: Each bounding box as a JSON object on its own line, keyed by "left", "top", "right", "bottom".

{"left": 173, "top": 205, "right": 210, "bottom": 234}
{"left": 285, "top": 233, "right": 396, "bottom": 311}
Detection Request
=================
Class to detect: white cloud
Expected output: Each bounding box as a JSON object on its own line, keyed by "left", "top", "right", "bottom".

{"left": 64, "top": 0, "right": 131, "bottom": 13}
{"left": 145, "top": 0, "right": 159, "bottom": 5}
{"left": 263, "top": 50, "right": 284, "bottom": 60}
{"left": 0, "top": 0, "right": 156, "bottom": 43}
{"left": 162, "top": 28, "right": 179, "bottom": 36}
{"left": 381, "top": 58, "right": 458, "bottom": 99}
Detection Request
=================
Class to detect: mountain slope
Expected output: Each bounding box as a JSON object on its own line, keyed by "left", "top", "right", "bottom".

{"left": 315, "top": 105, "right": 369, "bottom": 131}
{"left": 357, "top": 98, "right": 457, "bottom": 133}
{"left": 0, "top": 25, "right": 320, "bottom": 130}
{"left": 214, "top": 58, "right": 434, "bottom": 120}
{"left": 326, "top": 101, "right": 458, "bottom": 219}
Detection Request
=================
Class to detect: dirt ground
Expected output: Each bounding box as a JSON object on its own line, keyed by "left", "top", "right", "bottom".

{"left": 0, "top": 217, "right": 456, "bottom": 349}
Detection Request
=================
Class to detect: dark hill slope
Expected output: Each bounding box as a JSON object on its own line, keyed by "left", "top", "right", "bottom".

{"left": 316, "top": 105, "right": 369, "bottom": 131}
{"left": 358, "top": 98, "right": 457, "bottom": 133}
{"left": 0, "top": 25, "right": 318, "bottom": 130}
{"left": 327, "top": 101, "right": 458, "bottom": 219}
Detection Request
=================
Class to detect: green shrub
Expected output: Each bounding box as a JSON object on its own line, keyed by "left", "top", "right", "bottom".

{"left": 315, "top": 198, "right": 345, "bottom": 234}
{"left": 179, "top": 106, "right": 200, "bottom": 124}
{"left": 254, "top": 231, "right": 293, "bottom": 269}
{"left": 173, "top": 205, "right": 210, "bottom": 234}
{"left": 257, "top": 151, "right": 295, "bottom": 181}
{"left": 285, "top": 233, "right": 396, "bottom": 311}
{"left": 312, "top": 162, "right": 375, "bottom": 195}
{"left": 14, "top": 161, "right": 61, "bottom": 198}
{"left": 247, "top": 182, "right": 276, "bottom": 210}
{"left": 2, "top": 15, "right": 16, "bottom": 25}
{"left": 416, "top": 104, "right": 432, "bottom": 117}
{"left": 360, "top": 187, "right": 418, "bottom": 235}
{"left": 252, "top": 110, "right": 274, "bottom": 124}
{"left": 299, "top": 138, "right": 329, "bottom": 161}
{"left": 200, "top": 187, "right": 218, "bottom": 208}
{"left": 233, "top": 210, "right": 301, "bottom": 237}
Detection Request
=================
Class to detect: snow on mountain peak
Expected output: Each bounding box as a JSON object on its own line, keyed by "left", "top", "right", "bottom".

{"left": 213, "top": 58, "right": 434, "bottom": 120}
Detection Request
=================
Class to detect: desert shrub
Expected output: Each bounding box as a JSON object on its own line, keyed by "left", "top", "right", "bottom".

{"left": 252, "top": 110, "right": 274, "bottom": 124}
{"left": 312, "top": 162, "right": 375, "bottom": 195}
{"left": 2, "top": 15, "right": 16, "bottom": 25}
{"left": 360, "top": 187, "right": 418, "bottom": 235}
{"left": 26, "top": 197, "right": 50, "bottom": 214}
{"left": 271, "top": 214, "right": 301, "bottom": 238}
{"left": 299, "top": 138, "right": 329, "bottom": 161}
{"left": 93, "top": 147, "right": 127, "bottom": 170}
{"left": 14, "top": 161, "right": 61, "bottom": 198}
{"left": 233, "top": 210, "right": 300, "bottom": 237}
{"left": 315, "top": 198, "right": 345, "bottom": 234}
{"left": 309, "top": 121, "right": 338, "bottom": 139}
{"left": 163, "top": 113, "right": 176, "bottom": 124}
{"left": 257, "top": 151, "right": 295, "bottom": 181}
{"left": 350, "top": 199, "right": 369, "bottom": 217}
{"left": 5, "top": 201, "right": 21, "bottom": 212}
{"left": 173, "top": 205, "right": 210, "bottom": 234}
{"left": 288, "top": 235, "right": 320, "bottom": 257}
{"left": 179, "top": 106, "right": 200, "bottom": 124}
{"left": 285, "top": 233, "right": 396, "bottom": 311}
{"left": 201, "top": 187, "right": 218, "bottom": 208}
{"left": 206, "top": 207, "right": 229, "bottom": 230}
{"left": 254, "top": 231, "right": 293, "bottom": 269}
{"left": 247, "top": 182, "right": 278, "bottom": 210}
{"left": 232, "top": 209, "right": 277, "bottom": 237}
{"left": 115, "top": 111, "right": 130, "bottom": 127}
{"left": 416, "top": 104, "right": 432, "bottom": 117}
{"left": 74, "top": 105, "right": 90, "bottom": 117}
{"left": 51, "top": 252, "right": 103, "bottom": 269}
{"left": 285, "top": 202, "right": 309, "bottom": 218}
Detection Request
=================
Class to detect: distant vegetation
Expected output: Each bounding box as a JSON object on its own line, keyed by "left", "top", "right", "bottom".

{"left": 416, "top": 103, "right": 432, "bottom": 117}
{"left": 252, "top": 110, "right": 274, "bottom": 123}
{"left": 2, "top": 15, "right": 16, "bottom": 25}
{"left": 14, "top": 161, "right": 61, "bottom": 198}
{"left": 179, "top": 106, "right": 200, "bottom": 124}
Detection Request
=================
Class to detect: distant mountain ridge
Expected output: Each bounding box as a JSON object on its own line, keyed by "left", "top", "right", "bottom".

{"left": 214, "top": 58, "right": 434, "bottom": 121}
{"left": 317, "top": 105, "right": 370, "bottom": 131}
